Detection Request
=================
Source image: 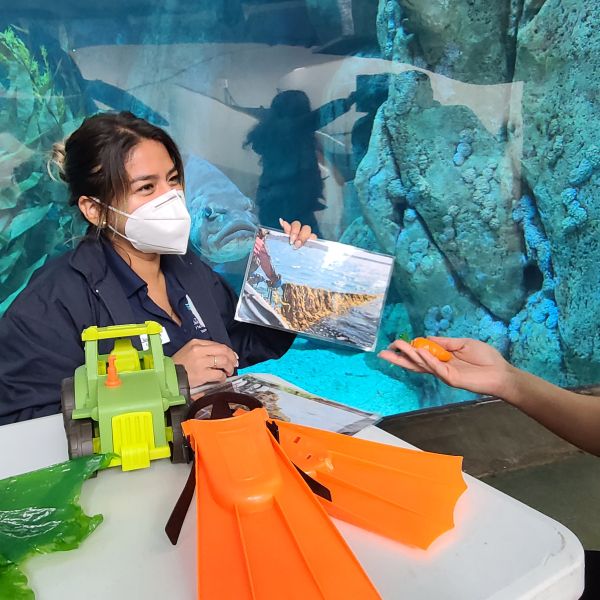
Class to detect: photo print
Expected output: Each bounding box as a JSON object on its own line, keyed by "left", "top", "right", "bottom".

{"left": 235, "top": 228, "right": 394, "bottom": 351}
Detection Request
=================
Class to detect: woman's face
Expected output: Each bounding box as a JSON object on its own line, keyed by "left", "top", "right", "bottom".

{"left": 124, "top": 139, "right": 182, "bottom": 213}
{"left": 108, "top": 138, "right": 182, "bottom": 236}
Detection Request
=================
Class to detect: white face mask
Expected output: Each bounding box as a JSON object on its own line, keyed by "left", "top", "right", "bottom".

{"left": 94, "top": 189, "right": 191, "bottom": 254}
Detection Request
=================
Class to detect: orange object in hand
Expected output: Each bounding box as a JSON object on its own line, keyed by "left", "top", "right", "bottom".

{"left": 411, "top": 337, "right": 453, "bottom": 361}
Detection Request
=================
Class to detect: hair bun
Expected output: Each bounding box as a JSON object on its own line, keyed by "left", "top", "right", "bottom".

{"left": 47, "top": 141, "right": 68, "bottom": 182}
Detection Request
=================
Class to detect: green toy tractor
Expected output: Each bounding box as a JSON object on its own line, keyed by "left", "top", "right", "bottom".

{"left": 61, "top": 321, "right": 191, "bottom": 471}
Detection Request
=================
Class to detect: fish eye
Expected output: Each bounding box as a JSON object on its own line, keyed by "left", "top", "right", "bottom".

{"left": 203, "top": 207, "right": 215, "bottom": 219}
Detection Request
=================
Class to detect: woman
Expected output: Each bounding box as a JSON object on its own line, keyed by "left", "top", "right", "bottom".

{"left": 0, "top": 112, "right": 315, "bottom": 424}
{"left": 243, "top": 89, "right": 356, "bottom": 235}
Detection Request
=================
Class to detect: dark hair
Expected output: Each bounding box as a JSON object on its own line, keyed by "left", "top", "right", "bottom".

{"left": 244, "top": 90, "right": 312, "bottom": 155}
{"left": 269, "top": 90, "right": 311, "bottom": 117}
{"left": 50, "top": 111, "right": 184, "bottom": 229}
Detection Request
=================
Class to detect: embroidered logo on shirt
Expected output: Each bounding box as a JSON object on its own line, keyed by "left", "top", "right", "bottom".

{"left": 185, "top": 294, "right": 208, "bottom": 333}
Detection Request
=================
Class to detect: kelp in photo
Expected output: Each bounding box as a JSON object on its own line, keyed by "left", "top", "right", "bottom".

{"left": 279, "top": 282, "right": 377, "bottom": 331}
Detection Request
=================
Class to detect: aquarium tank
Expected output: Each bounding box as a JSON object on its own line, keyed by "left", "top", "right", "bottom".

{"left": 1, "top": 0, "right": 598, "bottom": 416}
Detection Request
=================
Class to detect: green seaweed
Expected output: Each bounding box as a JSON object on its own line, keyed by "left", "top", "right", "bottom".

{"left": 0, "top": 26, "right": 86, "bottom": 316}
{"left": 0, "top": 454, "right": 111, "bottom": 599}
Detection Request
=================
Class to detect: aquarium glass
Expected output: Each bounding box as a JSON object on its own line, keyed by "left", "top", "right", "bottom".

{"left": 1, "top": 1, "right": 598, "bottom": 415}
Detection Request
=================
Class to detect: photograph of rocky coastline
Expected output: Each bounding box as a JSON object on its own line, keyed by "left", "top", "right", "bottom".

{"left": 235, "top": 228, "right": 393, "bottom": 350}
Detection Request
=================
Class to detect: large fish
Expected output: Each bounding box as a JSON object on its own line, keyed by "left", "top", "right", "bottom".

{"left": 185, "top": 155, "right": 259, "bottom": 263}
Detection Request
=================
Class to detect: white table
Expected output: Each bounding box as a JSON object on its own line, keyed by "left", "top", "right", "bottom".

{"left": 0, "top": 413, "right": 584, "bottom": 599}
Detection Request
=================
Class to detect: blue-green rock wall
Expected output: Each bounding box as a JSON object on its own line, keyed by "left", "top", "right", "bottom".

{"left": 354, "top": 0, "right": 600, "bottom": 398}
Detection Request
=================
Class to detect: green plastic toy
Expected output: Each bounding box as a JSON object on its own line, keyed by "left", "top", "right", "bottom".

{"left": 61, "top": 321, "right": 191, "bottom": 471}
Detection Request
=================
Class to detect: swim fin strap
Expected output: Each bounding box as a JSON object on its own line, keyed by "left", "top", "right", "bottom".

{"left": 182, "top": 407, "right": 380, "bottom": 600}
{"left": 275, "top": 420, "right": 467, "bottom": 550}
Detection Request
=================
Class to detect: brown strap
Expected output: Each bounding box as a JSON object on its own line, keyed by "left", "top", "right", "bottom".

{"left": 165, "top": 462, "right": 196, "bottom": 545}
{"left": 164, "top": 392, "right": 261, "bottom": 545}
{"left": 266, "top": 420, "right": 332, "bottom": 502}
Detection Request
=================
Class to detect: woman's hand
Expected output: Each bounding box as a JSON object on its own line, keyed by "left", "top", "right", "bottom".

{"left": 279, "top": 218, "right": 317, "bottom": 249}
{"left": 378, "top": 337, "right": 515, "bottom": 399}
{"left": 172, "top": 339, "right": 239, "bottom": 388}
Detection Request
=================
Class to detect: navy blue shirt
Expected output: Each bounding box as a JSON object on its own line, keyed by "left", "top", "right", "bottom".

{"left": 0, "top": 236, "right": 295, "bottom": 423}
{"left": 102, "top": 240, "right": 210, "bottom": 355}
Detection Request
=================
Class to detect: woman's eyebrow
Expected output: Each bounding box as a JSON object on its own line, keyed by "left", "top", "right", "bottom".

{"left": 130, "top": 167, "right": 178, "bottom": 184}
{"left": 130, "top": 174, "right": 158, "bottom": 184}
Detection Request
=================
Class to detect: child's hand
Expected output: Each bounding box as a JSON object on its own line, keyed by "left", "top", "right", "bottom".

{"left": 379, "top": 337, "right": 514, "bottom": 398}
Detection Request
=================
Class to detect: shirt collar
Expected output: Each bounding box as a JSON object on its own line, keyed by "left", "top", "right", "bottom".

{"left": 101, "top": 238, "right": 147, "bottom": 298}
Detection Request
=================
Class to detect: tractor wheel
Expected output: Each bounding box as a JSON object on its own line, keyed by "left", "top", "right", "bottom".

{"left": 169, "top": 365, "right": 192, "bottom": 463}
{"left": 61, "top": 376, "right": 94, "bottom": 460}
{"left": 67, "top": 420, "right": 94, "bottom": 459}
{"left": 61, "top": 377, "right": 75, "bottom": 429}
{"left": 175, "top": 364, "right": 191, "bottom": 404}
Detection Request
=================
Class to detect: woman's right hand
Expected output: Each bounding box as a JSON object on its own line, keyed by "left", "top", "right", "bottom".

{"left": 378, "top": 337, "right": 515, "bottom": 399}
{"left": 172, "top": 339, "right": 239, "bottom": 388}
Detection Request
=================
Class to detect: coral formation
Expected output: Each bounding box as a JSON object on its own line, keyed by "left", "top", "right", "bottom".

{"left": 513, "top": 0, "right": 600, "bottom": 382}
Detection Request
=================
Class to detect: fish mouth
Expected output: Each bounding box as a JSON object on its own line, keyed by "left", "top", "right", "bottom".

{"left": 210, "top": 220, "right": 257, "bottom": 248}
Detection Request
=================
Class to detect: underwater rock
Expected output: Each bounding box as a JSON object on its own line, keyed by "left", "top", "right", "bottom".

{"left": 393, "top": 0, "right": 514, "bottom": 83}
{"left": 515, "top": 0, "right": 600, "bottom": 381}
{"left": 278, "top": 283, "right": 377, "bottom": 332}
{"left": 354, "top": 107, "right": 402, "bottom": 256}
{"left": 393, "top": 213, "right": 509, "bottom": 348}
{"left": 306, "top": 0, "right": 378, "bottom": 46}
{"left": 507, "top": 194, "right": 566, "bottom": 384}
{"left": 359, "top": 70, "right": 525, "bottom": 321}
{"left": 339, "top": 216, "right": 385, "bottom": 253}
{"left": 508, "top": 291, "right": 568, "bottom": 386}
{"left": 356, "top": 0, "right": 600, "bottom": 394}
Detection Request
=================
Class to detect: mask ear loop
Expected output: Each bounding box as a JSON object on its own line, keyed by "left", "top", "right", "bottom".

{"left": 90, "top": 197, "right": 132, "bottom": 220}
{"left": 86, "top": 197, "right": 110, "bottom": 236}
{"left": 89, "top": 198, "right": 125, "bottom": 243}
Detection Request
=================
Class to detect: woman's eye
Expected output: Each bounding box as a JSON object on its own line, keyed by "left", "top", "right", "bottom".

{"left": 137, "top": 183, "right": 154, "bottom": 193}
{"left": 169, "top": 176, "right": 180, "bottom": 185}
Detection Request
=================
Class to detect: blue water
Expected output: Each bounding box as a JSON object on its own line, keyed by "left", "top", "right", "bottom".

{"left": 306, "top": 298, "right": 382, "bottom": 349}
{"left": 241, "top": 338, "right": 420, "bottom": 416}
{"left": 266, "top": 233, "right": 392, "bottom": 296}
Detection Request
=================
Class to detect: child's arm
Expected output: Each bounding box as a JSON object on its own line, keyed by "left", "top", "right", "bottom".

{"left": 380, "top": 336, "right": 600, "bottom": 456}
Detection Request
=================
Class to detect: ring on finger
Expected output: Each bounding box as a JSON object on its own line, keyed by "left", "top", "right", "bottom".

{"left": 212, "top": 355, "right": 217, "bottom": 368}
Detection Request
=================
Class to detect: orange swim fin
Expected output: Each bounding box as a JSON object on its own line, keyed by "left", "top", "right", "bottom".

{"left": 274, "top": 420, "right": 467, "bottom": 549}
{"left": 182, "top": 408, "right": 380, "bottom": 600}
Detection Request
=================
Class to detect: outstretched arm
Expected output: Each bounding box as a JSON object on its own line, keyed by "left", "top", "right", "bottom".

{"left": 379, "top": 337, "right": 600, "bottom": 456}
{"left": 303, "top": 93, "right": 357, "bottom": 131}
